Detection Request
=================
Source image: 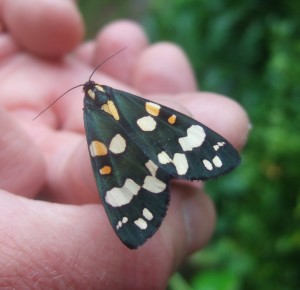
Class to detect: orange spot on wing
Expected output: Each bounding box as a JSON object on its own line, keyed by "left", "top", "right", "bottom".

{"left": 90, "top": 141, "right": 107, "bottom": 156}
{"left": 145, "top": 102, "right": 161, "bottom": 116}
{"left": 100, "top": 166, "right": 112, "bottom": 175}
{"left": 168, "top": 114, "right": 176, "bottom": 124}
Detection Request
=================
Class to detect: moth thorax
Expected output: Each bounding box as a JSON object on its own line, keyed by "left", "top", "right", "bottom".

{"left": 94, "top": 91, "right": 109, "bottom": 105}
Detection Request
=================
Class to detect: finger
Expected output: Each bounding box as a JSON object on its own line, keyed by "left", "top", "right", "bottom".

{"left": 1, "top": 0, "right": 83, "bottom": 58}
{"left": 0, "top": 108, "right": 46, "bottom": 198}
{"left": 93, "top": 20, "right": 149, "bottom": 84}
{"left": 160, "top": 182, "right": 216, "bottom": 266}
{"left": 0, "top": 33, "right": 20, "bottom": 60}
{"left": 0, "top": 53, "right": 96, "bottom": 129}
{"left": 132, "top": 42, "right": 198, "bottom": 94}
{"left": 180, "top": 92, "right": 250, "bottom": 149}
{"left": 74, "top": 40, "right": 96, "bottom": 65}
{"left": 43, "top": 135, "right": 99, "bottom": 204}
{"left": 0, "top": 53, "right": 76, "bottom": 127}
{"left": 0, "top": 186, "right": 214, "bottom": 289}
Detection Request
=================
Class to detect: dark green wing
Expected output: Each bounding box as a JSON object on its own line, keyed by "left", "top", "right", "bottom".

{"left": 104, "top": 85, "right": 240, "bottom": 180}
{"left": 82, "top": 81, "right": 240, "bottom": 249}
{"left": 84, "top": 90, "right": 170, "bottom": 249}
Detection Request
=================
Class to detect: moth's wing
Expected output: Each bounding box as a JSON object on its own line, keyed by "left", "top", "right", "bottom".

{"left": 84, "top": 102, "right": 170, "bottom": 249}
{"left": 107, "top": 86, "right": 241, "bottom": 180}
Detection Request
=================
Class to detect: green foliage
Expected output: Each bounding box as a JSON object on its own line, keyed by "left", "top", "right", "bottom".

{"left": 143, "top": 1, "right": 300, "bottom": 289}
{"left": 78, "top": 0, "right": 125, "bottom": 39}
{"left": 78, "top": 0, "right": 148, "bottom": 39}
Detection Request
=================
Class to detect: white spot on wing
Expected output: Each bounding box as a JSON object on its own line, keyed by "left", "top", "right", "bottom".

{"left": 179, "top": 125, "right": 206, "bottom": 151}
{"left": 143, "top": 208, "right": 153, "bottom": 220}
{"left": 158, "top": 151, "right": 188, "bottom": 175}
{"left": 116, "top": 216, "right": 129, "bottom": 230}
{"left": 213, "top": 145, "right": 219, "bottom": 151}
{"left": 145, "top": 160, "right": 158, "bottom": 176}
{"left": 158, "top": 151, "right": 172, "bottom": 164}
{"left": 134, "top": 218, "right": 148, "bottom": 229}
{"left": 142, "top": 176, "right": 166, "bottom": 193}
{"left": 105, "top": 179, "right": 141, "bottom": 207}
{"left": 109, "top": 134, "right": 126, "bottom": 154}
{"left": 173, "top": 153, "right": 188, "bottom": 175}
{"left": 137, "top": 116, "right": 157, "bottom": 131}
{"left": 213, "top": 156, "right": 223, "bottom": 167}
{"left": 117, "top": 221, "right": 122, "bottom": 230}
{"left": 203, "top": 159, "right": 213, "bottom": 170}
{"left": 214, "top": 141, "right": 225, "bottom": 151}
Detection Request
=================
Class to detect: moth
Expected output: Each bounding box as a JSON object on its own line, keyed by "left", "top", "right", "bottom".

{"left": 36, "top": 49, "right": 241, "bottom": 249}
{"left": 82, "top": 63, "right": 240, "bottom": 249}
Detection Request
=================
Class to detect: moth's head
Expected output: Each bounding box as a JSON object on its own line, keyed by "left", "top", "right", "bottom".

{"left": 83, "top": 80, "right": 96, "bottom": 94}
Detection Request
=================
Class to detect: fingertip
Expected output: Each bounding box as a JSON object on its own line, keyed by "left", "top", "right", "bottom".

{"left": 2, "top": 0, "right": 84, "bottom": 58}
{"left": 132, "top": 42, "right": 197, "bottom": 94}
{"left": 184, "top": 92, "right": 250, "bottom": 149}
{"left": 93, "top": 20, "right": 148, "bottom": 84}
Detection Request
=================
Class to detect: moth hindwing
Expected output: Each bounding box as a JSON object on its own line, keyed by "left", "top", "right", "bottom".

{"left": 83, "top": 80, "right": 240, "bottom": 249}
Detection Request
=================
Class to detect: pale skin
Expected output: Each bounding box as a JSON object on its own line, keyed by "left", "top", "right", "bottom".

{"left": 0, "top": 0, "right": 249, "bottom": 289}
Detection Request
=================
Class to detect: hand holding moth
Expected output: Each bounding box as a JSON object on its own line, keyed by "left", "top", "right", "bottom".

{"left": 0, "top": 0, "right": 249, "bottom": 289}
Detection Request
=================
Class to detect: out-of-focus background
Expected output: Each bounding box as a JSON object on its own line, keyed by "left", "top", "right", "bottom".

{"left": 78, "top": 1, "right": 300, "bottom": 289}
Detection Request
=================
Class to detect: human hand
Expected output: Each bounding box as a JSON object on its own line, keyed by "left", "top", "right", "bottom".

{"left": 0, "top": 1, "right": 249, "bottom": 289}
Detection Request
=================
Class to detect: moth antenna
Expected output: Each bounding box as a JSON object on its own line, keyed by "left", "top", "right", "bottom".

{"left": 33, "top": 47, "right": 127, "bottom": 121}
{"left": 32, "top": 84, "right": 84, "bottom": 120}
{"left": 88, "top": 46, "right": 127, "bottom": 81}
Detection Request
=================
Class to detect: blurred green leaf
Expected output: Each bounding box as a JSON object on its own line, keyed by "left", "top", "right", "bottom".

{"left": 192, "top": 270, "right": 239, "bottom": 290}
